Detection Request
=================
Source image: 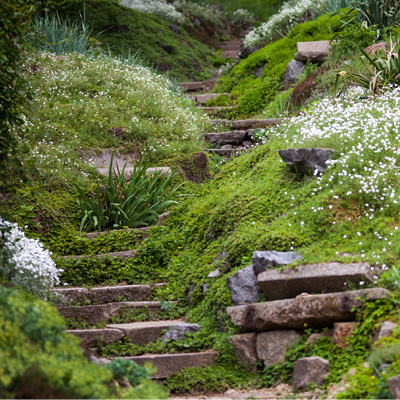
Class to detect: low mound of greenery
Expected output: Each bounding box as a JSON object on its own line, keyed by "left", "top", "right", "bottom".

{"left": 57, "top": 0, "right": 213, "bottom": 82}
{"left": 213, "top": 12, "right": 345, "bottom": 116}
{"left": 0, "top": 284, "right": 166, "bottom": 399}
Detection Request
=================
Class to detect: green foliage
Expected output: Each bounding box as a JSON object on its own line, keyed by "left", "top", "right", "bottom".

{"left": 352, "top": 0, "right": 400, "bottom": 32}
{"left": 203, "top": 94, "right": 232, "bottom": 107}
{"left": 75, "top": 157, "right": 182, "bottom": 231}
{"left": 57, "top": 0, "right": 213, "bottom": 82}
{"left": 0, "top": 284, "right": 166, "bottom": 399}
{"left": 335, "top": 39, "right": 400, "bottom": 94}
{"left": 107, "top": 358, "right": 152, "bottom": 387}
{"left": 263, "top": 88, "right": 293, "bottom": 118}
{"left": 213, "top": 13, "right": 344, "bottom": 116}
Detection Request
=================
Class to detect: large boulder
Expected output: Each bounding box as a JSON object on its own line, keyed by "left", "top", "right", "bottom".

{"left": 256, "top": 330, "right": 301, "bottom": 367}
{"left": 161, "top": 322, "right": 202, "bottom": 343}
{"left": 228, "top": 332, "right": 258, "bottom": 372}
{"left": 226, "top": 289, "right": 389, "bottom": 331}
{"left": 278, "top": 148, "right": 334, "bottom": 175}
{"left": 293, "top": 356, "right": 330, "bottom": 391}
{"left": 227, "top": 265, "right": 259, "bottom": 305}
{"left": 252, "top": 251, "right": 302, "bottom": 277}
{"left": 283, "top": 60, "right": 304, "bottom": 91}
{"left": 256, "top": 262, "right": 372, "bottom": 300}
{"left": 375, "top": 320, "right": 397, "bottom": 341}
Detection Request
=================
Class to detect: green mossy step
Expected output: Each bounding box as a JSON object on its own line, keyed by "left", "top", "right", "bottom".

{"left": 84, "top": 226, "right": 151, "bottom": 240}
{"left": 62, "top": 250, "right": 137, "bottom": 261}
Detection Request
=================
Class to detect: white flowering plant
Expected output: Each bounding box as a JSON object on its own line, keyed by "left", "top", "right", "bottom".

{"left": 0, "top": 218, "right": 62, "bottom": 298}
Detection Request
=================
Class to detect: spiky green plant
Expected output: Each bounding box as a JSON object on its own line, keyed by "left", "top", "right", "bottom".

{"left": 74, "top": 155, "right": 182, "bottom": 231}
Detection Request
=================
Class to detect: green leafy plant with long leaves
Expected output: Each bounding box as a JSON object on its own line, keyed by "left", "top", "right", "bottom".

{"left": 335, "top": 39, "right": 400, "bottom": 94}
{"left": 74, "top": 155, "right": 182, "bottom": 231}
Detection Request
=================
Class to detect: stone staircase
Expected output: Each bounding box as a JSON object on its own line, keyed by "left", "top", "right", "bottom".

{"left": 226, "top": 252, "right": 389, "bottom": 390}
{"left": 53, "top": 229, "right": 216, "bottom": 379}
{"left": 221, "top": 40, "right": 241, "bottom": 59}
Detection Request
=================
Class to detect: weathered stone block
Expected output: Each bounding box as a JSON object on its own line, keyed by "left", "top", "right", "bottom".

{"left": 227, "top": 265, "right": 259, "bottom": 305}
{"left": 202, "top": 131, "right": 247, "bottom": 145}
{"left": 278, "top": 148, "right": 334, "bottom": 174}
{"left": 252, "top": 251, "right": 302, "bottom": 277}
{"left": 67, "top": 328, "right": 124, "bottom": 348}
{"left": 333, "top": 322, "right": 357, "bottom": 349}
{"left": 257, "top": 262, "right": 372, "bottom": 300}
{"left": 256, "top": 330, "right": 302, "bottom": 367}
{"left": 87, "top": 285, "right": 151, "bottom": 304}
{"left": 283, "top": 60, "right": 304, "bottom": 90}
{"left": 162, "top": 322, "right": 202, "bottom": 343}
{"left": 228, "top": 333, "right": 258, "bottom": 372}
{"left": 52, "top": 287, "right": 89, "bottom": 304}
{"left": 293, "top": 356, "right": 330, "bottom": 392}
{"left": 227, "top": 289, "right": 389, "bottom": 332}
{"left": 388, "top": 375, "right": 400, "bottom": 399}
{"left": 306, "top": 329, "right": 333, "bottom": 346}
{"left": 375, "top": 320, "right": 398, "bottom": 342}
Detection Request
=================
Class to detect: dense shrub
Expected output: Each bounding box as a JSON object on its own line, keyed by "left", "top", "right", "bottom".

{"left": 0, "top": 284, "right": 166, "bottom": 398}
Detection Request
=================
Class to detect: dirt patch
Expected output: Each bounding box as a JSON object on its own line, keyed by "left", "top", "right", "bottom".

{"left": 108, "top": 126, "right": 125, "bottom": 139}
{"left": 290, "top": 65, "right": 329, "bottom": 110}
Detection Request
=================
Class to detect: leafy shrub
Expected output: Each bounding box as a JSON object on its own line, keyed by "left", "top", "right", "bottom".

{"left": 75, "top": 158, "right": 181, "bottom": 231}
{"left": 174, "top": 1, "right": 227, "bottom": 28}
{"left": 107, "top": 358, "right": 152, "bottom": 386}
{"left": 0, "top": 284, "right": 166, "bottom": 398}
{"left": 0, "top": 218, "right": 61, "bottom": 298}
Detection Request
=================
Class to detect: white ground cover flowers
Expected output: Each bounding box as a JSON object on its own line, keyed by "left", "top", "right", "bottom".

{"left": 243, "top": 0, "right": 327, "bottom": 46}
{"left": 119, "top": 0, "right": 189, "bottom": 24}
{"left": 265, "top": 86, "right": 400, "bottom": 221}
{"left": 0, "top": 218, "right": 61, "bottom": 298}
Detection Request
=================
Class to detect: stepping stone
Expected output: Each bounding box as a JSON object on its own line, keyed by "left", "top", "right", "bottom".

{"left": 191, "top": 93, "right": 230, "bottom": 105}
{"left": 178, "top": 82, "right": 204, "bottom": 91}
{"left": 53, "top": 285, "right": 151, "bottom": 304}
{"left": 106, "top": 320, "right": 183, "bottom": 346}
{"left": 295, "top": 40, "right": 331, "bottom": 63}
{"left": 222, "top": 50, "right": 239, "bottom": 59}
{"left": 119, "top": 351, "right": 216, "bottom": 378}
{"left": 202, "top": 131, "right": 247, "bottom": 145}
{"left": 58, "top": 301, "right": 168, "bottom": 324}
{"left": 227, "top": 289, "right": 389, "bottom": 332}
{"left": 257, "top": 262, "right": 373, "bottom": 300}
{"left": 84, "top": 226, "right": 151, "bottom": 240}
{"left": 67, "top": 328, "right": 124, "bottom": 348}
{"left": 62, "top": 250, "right": 137, "bottom": 261}
{"left": 230, "top": 119, "right": 281, "bottom": 130}
{"left": 200, "top": 106, "right": 236, "bottom": 116}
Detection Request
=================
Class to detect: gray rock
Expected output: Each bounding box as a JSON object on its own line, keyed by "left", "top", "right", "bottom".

{"left": 283, "top": 60, "right": 304, "bottom": 91}
{"left": 228, "top": 333, "right": 258, "bottom": 372}
{"left": 161, "top": 322, "right": 202, "bottom": 343}
{"left": 293, "top": 356, "right": 330, "bottom": 392}
{"left": 227, "top": 265, "right": 260, "bottom": 305}
{"left": 158, "top": 212, "right": 170, "bottom": 225}
{"left": 278, "top": 148, "right": 334, "bottom": 175}
{"left": 375, "top": 321, "right": 397, "bottom": 342}
{"left": 227, "top": 289, "right": 389, "bottom": 331}
{"left": 295, "top": 52, "right": 328, "bottom": 63}
{"left": 254, "top": 63, "right": 267, "bottom": 78}
{"left": 257, "top": 262, "right": 372, "bottom": 300}
{"left": 169, "top": 24, "right": 182, "bottom": 35}
{"left": 239, "top": 45, "right": 260, "bottom": 60}
{"left": 203, "top": 283, "right": 209, "bottom": 293}
{"left": 221, "top": 145, "right": 233, "bottom": 150}
{"left": 252, "top": 251, "right": 302, "bottom": 277}
{"left": 295, "top": 41, "right": 331, "bottom": 63}
{"left": 194, "top": 18, "right": 201, "bottom": 26}
{"left": 256, "top": 330, "right": 301, "bottom": 367}
{"left": 242, "top": 141, "right": 253, "bottom": 148}
{"left": 208, "top": 268, "right": 221, "bottom": 278}
{"left": 306, "top": 329, "right": 333, "bottom": 345}
{"left": 388, "top": 375, "right": 400, "bottom": 399}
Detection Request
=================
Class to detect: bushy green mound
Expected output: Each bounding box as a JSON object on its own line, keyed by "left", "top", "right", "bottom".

{"left": 0, "top": 284, "right": 166, "bottom": 399}
{"left": 213, "top": 13, "right": 344, "bottom": 116}
{"left": 58, "top": 0, "right": 213, "bottom": 82}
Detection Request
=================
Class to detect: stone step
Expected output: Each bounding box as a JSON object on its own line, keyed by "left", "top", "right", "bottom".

{"left": 227, "top": 289, "right": 389, "bottom": 332}
{"left": 52, "top": 284, "right": 152, "bottom": 304}
{"left": 117, "top": 351, "right": 216, "bottom": 378}
{"left": 105, "top": 319, "right": 184, "bottom": 346}
{"left": 190, "top": 93, "right": 230, "bottom": 105}
{"left": 178, "top": 80, "right": 217, "bottom": 92}
{"left": 62, "top": 250, "right": 137, "bottom": 261}
{"left": 220, "top": 42, "right": 242, "bottom": 51}
{"left": 210, "top": 119, "right": 281, "bottom": 130}
{"left": 202, "top": 131, "right": 247, "bottom": 145}
{"left": 66, "top": 319, "right": 183, "bottom": 348}
{"left": 58, "top": 301, "right": 173, "bottom": 324}
{"left": 84, "top": 226, "right": 151, "bottom": 240}
{"left": 222, "top": 50, "right": 239, "bottom": 59}
{"left": 257, "top": 262, "right": 373, "bottom": 300}
{"left": 200, "top": 106, "right": 236, "bottom": 116}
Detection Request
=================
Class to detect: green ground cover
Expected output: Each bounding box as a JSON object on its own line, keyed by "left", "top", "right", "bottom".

{"left": 57, "top": 0, "right": 214, "bottom": 82}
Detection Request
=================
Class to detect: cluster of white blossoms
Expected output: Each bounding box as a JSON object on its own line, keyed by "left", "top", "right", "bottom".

{"left": 243, "top": 0, "right": 327, "bottom": 46}
{"left": 0, "top": 218, "right": 62, "bottom": 298}
{"left": 265, "top": 86, "right": 400, "bottom": 220}
{"left": 119, "top": 0, "right": 189, "bottom": 24}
